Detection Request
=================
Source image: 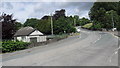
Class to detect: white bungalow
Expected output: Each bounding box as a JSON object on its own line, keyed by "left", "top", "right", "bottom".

{"left": 14, "top": 26, "right": 46, "bottom": 42}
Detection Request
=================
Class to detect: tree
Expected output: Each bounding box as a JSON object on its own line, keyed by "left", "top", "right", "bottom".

{"left": 53, "top": 9, "right": 66, "bottom": 20}
{"left": 35, "top": 19, "right": 51, "bottom": 35}
{"left": 105, "top": 10, "right": 119, "bottom": 29}
{"left": 79, "top": 17, "right": 91, "bottom": 26}
{"left": 0, "top": 13, "right": 16, "bottom": 40}
{"left": 66, "top": 16, "right": 74, "bottom": 26}
{"left": 53, "top": 17, "right": 76, "bottom": 34}
{"left": 89, "top": 7, "right": 106, "bottom": 29}
{"left": 15, "top": 22, "right": 23, "bottom": 30}
{"left": 89, "top": 2, "right": 119, "bottom": 30}
{"left": 24, "top": 18, "right": 39, "bottom": 28}
{"left": 74, "top": 15, "right": 80, "bottom": 26}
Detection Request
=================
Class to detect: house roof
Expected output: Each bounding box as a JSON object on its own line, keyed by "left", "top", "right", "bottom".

{"left": 14, "top": 26, "right": 37, "bottom": 36}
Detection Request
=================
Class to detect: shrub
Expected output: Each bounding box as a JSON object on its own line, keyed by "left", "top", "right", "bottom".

{"left": 90, "top": 23, "right": 102, "bottom": 30}
{"left": 2, "top": 40, "right": 30, "bottom": 53}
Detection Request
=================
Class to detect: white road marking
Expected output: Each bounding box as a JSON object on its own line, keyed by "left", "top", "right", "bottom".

{"left": 108, "top": 32, "right": 119, "bottom": 62}
{"left": 109, "top": 46, "right": 120, "bottom": 63}
{"left": 110, "top": 32, "right": 119, "bottom": 39}
{"left": 109, "top": 52, "right": 115, "bottom": 63}
{"left": 114, "top": 46, "right": 120, "bottom": 52}
{"left": 93, "top": 34, "right": 102, "bottom": 44}
{"left": 115, "top": 51, "right": 118, "bottom": 54}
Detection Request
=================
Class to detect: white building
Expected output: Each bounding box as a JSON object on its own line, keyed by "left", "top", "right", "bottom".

{"left": 14, "top": 27, "right": 47, "bottom": 42}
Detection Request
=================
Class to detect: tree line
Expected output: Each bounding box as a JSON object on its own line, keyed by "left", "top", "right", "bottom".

{"left": 23, "top": 9, "right": 91, "bottom": 35}
{"left": 24, "top": 9, "right": 76, "bottom": 35}
{"left": 1, "top": 9, "right": 91, "bottom": 40}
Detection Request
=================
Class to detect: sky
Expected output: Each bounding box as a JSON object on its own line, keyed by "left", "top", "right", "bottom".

{"left": 0, "top": 2, "right": 94, "bottom": 23}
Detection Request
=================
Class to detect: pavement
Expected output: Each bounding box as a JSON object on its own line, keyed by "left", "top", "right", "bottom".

{"left": 1, "top": 28, "right": 119, "bottom": 66}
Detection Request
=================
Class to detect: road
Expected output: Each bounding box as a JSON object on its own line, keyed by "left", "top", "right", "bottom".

{"left": 2, "top": 28, "right": 118, "bottom": 66}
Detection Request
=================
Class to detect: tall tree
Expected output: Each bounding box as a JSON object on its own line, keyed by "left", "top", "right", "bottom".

{"left": 105, "top": 10, "right": 119, "bottom": 29}
{"left": 89, "top": 2, "right": 119, "bottom": 29}
{"left": 53, "top": 9, "right": 66, "bottom": 20}
{"left": 0, "top": 13, "right": 16, "bottom": 40}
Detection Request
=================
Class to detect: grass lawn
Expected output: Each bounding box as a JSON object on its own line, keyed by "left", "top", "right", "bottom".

{"left": 82, "top": 23, "right": 93, "bottom": 29}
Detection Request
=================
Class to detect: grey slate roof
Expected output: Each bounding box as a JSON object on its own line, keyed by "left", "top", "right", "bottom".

{"left": 14, "top": 26, "right": 36, "bottom": 36}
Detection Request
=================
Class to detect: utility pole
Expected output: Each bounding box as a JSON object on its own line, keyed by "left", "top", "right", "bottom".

{"left": 51, "top": 13, "right": 53, "bottom": 35}
{"left": 74, "top": 17, "right": 76, "bottom": 26}
{"left": 111, "top": 11, "right": 114, "bottom": 31}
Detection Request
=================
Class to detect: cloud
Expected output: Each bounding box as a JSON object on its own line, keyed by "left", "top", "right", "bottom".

{"left": 31, "top": 2, "right": 94, "bottom": 17}
{"left": 1, "top": 2, "right": 94, "bottom": 23}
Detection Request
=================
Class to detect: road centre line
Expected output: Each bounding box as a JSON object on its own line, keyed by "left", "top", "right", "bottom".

{"left": 93, "top": 34, "right": 102, "bottom": 44}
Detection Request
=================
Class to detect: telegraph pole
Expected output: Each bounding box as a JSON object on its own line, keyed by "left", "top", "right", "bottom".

{"left": 51, "top": 13, "right": 53, "bottom": 35}
{"left": 111, "top": 12, "right": 114, "bottom": 31}
{"left": 74, "top": 18, "right": 76, "bottom": 26}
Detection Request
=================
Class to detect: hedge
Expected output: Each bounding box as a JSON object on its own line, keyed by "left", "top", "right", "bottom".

{"left": 1, "top": 40, "right": 30, "bottom": 53}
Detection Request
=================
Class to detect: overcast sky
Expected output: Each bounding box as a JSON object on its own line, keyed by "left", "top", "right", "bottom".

{"left": 1, "top": 2, "right": 94, "bottom": 23}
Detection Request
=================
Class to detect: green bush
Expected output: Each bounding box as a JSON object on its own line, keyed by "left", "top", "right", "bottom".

{"left": 2, "top": 40, "right": 30, "bottom": 53}
{"left": 90, "top": 23, "right": 102, "bottom": 30}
